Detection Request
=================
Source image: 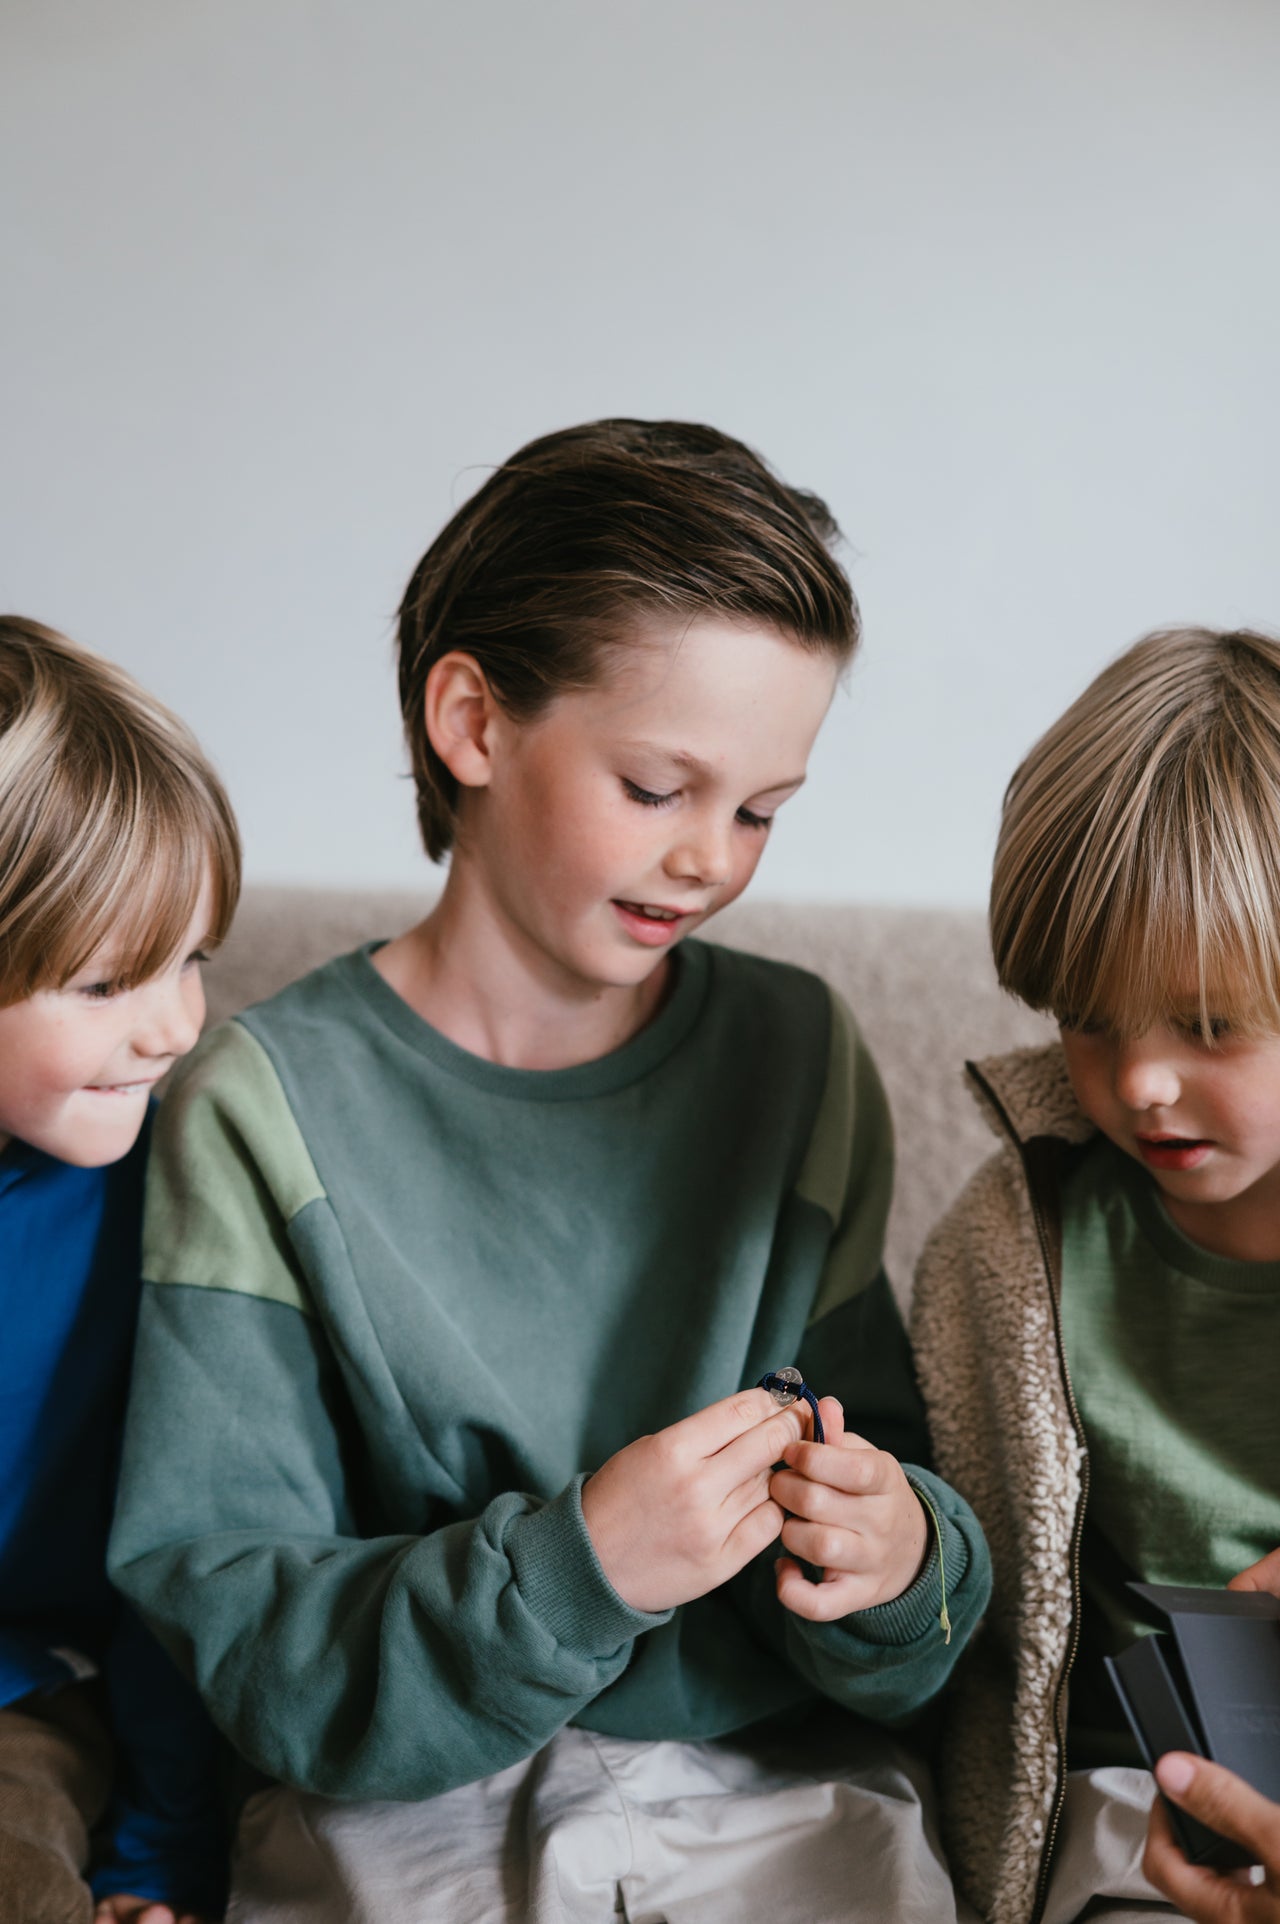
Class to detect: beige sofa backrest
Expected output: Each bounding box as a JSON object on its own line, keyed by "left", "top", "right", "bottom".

{"left": 205, "top": 888, "right": 1053, "bottom": 1304}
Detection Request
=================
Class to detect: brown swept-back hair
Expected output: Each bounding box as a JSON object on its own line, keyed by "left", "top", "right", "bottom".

{"left": 0, "top": 616, "right": 241, "bottom": 1005}
{"left": 992, "top": 626, "right": 1280, "bottom": 1037}
{"left": 397, "top": 418, "right": 860, "bottom": 860}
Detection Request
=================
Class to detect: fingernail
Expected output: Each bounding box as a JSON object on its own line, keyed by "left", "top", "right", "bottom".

{"left": 1157, "top": 1753, "right": 1195, "bottom": 1794}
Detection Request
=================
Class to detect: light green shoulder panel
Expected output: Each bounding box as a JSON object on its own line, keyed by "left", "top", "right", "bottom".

{"left": 143, "top": 1020, "right": 324, "bottom": 1315}
{"left": 796, "top": 988, "right": 895, "bottom": 1323}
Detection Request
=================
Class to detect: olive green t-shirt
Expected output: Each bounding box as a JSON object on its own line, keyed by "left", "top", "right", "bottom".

{"left": 1061, "top": 1136, "right": 1280, "bottom": 1767}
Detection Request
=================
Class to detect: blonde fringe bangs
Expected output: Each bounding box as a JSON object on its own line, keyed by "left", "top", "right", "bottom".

{"left": 992, "top": 628, "right": 1280, "bottom": 1040}
{"left": 0, "top": 619, "right": 240, "bottom": 1005}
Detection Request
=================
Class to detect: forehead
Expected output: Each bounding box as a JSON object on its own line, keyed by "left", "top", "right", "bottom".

{"left": 580, "top": 616, "right": 837, "bottom": 750}
{"left": 63, "top": 867, "right": 217, "bottom": 983}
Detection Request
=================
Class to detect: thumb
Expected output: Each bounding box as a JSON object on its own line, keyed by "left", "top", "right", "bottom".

{"left": 1156, "top": 1752, "right": 1280, "bottom": 1865}
{"left": 1228, "top": 1546, "right": 1280, "bottom": 1597}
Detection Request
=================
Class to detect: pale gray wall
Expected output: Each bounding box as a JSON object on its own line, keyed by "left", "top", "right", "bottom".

{"left": 3, "top": 1, "right": 1278, "bottom": 905}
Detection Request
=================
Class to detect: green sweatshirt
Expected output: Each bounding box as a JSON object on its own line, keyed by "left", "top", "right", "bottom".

{"left": 109, "top": 937, "right": 990, "bottom": 1800}
{"left": 1061, "top": 1136, "right": 1280, "bottom": 1766}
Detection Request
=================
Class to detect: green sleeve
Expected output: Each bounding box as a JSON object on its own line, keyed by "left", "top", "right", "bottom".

{"left": 734, "top": 991, "right": 992, "bottom": 1716}
{"left": 108, "top": 1024, "right": 667, "bottom": 1799}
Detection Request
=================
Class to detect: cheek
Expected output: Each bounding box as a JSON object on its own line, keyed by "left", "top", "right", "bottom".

{"left": 707, "top": 832, "right": 770, "bottom": 914}
{"left": 1059, "top": 1043, "right": 1113, "bottom": 1126}
{"left": 184, "top": 973, "right": 208, "bottom": 1033}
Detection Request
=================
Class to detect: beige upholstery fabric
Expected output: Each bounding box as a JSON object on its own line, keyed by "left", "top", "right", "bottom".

{"left": 203, "top": 888, "right": 1053, "bottom": 1303}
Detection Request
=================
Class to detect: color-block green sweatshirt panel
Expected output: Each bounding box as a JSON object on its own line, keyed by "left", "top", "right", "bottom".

{"left": 111, "top": 938, "right": 989, "bottom": 1801}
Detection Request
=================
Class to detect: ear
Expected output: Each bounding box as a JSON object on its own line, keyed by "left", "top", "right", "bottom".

{"left": 424, "top": 652, "right": 500, "bottom": 792}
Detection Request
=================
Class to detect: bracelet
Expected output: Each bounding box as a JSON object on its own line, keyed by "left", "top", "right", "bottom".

{"left": 759, "top": 1367, "right": 825, "bottom": 1445}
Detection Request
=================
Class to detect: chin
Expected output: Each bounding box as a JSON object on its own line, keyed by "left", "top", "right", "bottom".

{"left": 47, "top": 1117, "right": 147, "bottom": 1168}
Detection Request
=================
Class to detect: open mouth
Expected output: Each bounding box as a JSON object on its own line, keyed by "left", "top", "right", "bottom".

{"left": 611, "top": 900, "right": 693, "bottom": 944}
{"left": 1135, "top": 1135, "right": 1212, "bottom": 1170}
{"left": 618, "top": 902, "right": 681, "bottom": 922}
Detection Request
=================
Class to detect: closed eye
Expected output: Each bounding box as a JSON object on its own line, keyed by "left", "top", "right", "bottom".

{"left": 622, "top": 778, "right": 678, "bottom": 809}
{"left": 79, "top": 980, "right": 125, "bottom": 1001}
{"left": 1183, "top": 1016, "right": 1232, "bottom": 1043}
{"left": 735, "top": 806, "right": 772, "bottom": 831}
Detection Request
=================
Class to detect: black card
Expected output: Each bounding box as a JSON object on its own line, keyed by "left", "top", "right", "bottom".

{"left": 1104, "top": 1581, "right": 1280, "bottom": 1869}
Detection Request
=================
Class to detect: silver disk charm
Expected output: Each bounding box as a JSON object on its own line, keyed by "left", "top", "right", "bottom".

{"left": 764, "top": 1365, "right": 804, "bottom": 1408}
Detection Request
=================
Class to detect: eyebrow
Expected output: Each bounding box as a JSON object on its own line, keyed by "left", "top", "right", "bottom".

{"left": 621, "top": 742, "right": 807, "bottom": 797}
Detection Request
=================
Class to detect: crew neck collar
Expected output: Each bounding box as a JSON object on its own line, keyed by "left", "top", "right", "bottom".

{"left": 339, "top": 937, "right": 713, "bottom": 1102}
{"left": 1114, "top": 1145, "right": 1280, "bottom": 1293}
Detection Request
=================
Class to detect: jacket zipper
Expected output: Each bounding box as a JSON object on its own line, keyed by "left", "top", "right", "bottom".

{"left": 965, "top": 1065, "right": 1091, "bottom": 1924}
{"left": 1024, "top": 1144, "right": 1090, "bottom": 1924}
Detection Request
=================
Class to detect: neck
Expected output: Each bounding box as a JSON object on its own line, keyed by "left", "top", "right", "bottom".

{"left": 372, "top": 866, "right": 671, "bottom": 1070}
{"left": 1162, "top": 1183, "right": 1280, "bottom": 1264}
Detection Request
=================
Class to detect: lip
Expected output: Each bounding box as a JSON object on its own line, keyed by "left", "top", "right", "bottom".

{"left": 1135, "top": 1134, "right": 1213, "bottom": 1172}
{"left": 611, "top": 900, "right": 699, "bottom": 947}
{"left": 84, "top": 1077, "right": 165, "bottom": 1096}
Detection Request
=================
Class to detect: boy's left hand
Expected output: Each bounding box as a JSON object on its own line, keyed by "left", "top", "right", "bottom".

{"left": 768, "top": 1397, "right": 930, "bottom": 1622}
{"left": 94, "top": 1898, "right": 211, "bottom": 1924}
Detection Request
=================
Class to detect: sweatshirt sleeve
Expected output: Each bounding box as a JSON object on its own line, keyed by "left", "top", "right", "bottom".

{"left": 108, "top": 1023, "right": 668, "bottom": 1802}
{"left": 732, "top": 991, "right": 992, "bottom": 1719}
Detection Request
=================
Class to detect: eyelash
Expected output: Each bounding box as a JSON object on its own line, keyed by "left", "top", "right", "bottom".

{"left": 77, "top": 949, "right": 210, "bottom": 1002}
{"left": 1183, "top": 1017, "right": 1231, "bottom": 1043}
{"left": 621, "top": 779, "right": 772, "bottom": 831}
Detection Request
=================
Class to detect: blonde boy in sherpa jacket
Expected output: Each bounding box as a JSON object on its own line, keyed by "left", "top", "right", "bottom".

{"left": 913, "top": 627, "right": 1280, "bottom": 1924}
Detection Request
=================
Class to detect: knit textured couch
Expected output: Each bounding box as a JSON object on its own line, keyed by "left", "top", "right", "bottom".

{"left": 205, "top": 887, "right": 1055, "bottom": 1300}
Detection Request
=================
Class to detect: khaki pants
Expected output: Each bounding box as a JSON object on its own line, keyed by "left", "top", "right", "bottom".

{"left": 229, "top": 1709, "right": 982, "bottom": 1924}
{"left": 1041, "top": 1768, "right": 1185, "bottom": 1924}
{"left": 0, "top": 1684, "right": 113, "bottom": 1924}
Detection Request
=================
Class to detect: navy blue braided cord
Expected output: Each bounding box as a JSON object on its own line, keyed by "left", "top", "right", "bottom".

{"left": 758, "top": 1371, "right": 825, "bottom": 1445}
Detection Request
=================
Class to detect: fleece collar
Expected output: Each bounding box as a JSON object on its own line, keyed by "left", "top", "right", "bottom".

{"left": 966, "top": 1041, "right": 1096, "bottom": 1148}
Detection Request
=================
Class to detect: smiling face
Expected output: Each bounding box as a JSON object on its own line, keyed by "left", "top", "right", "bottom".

{"left": 1059, "top": 1010, "right": 1280, "bottom": 1260}
{"left": 0, "top": 877, "right": 214, "bottom": 1167}
{"left": 455, "top": 616, "right": 839, "bottom": 999}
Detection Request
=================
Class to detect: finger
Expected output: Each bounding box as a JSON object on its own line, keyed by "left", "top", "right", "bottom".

{"left": 1142, "top": 1795, "right": 1236, "bottom": 1919}
{"left": 1155, "top": 1753, "right": 1279, "bottom": 1867}
{"left": 769, "top": 1465, "right": 867, "bottom": 1525}
{"left": 779, "top": 1515, "right": 866, "bottom": 1573}
{"left": 712, "top": 1403, "right": 808, "bottom": 1490}
{"left": 778, "top": 1438, "right": 896, "bottom": 1495}
{"left": 1228, "top": 1547, "right": 1280, "bottom": 1597}
{"left": 775, "top": 1556, "right": 871, "bottom": 1622}
{"left": 723, "top": 1495, "right": 787, "bottom": 1568}
{"left": 675, "top": 1387, "right": 797, "bottom": 1456}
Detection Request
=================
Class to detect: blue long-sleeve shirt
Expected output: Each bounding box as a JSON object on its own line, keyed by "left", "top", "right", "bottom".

{"left": 0, "top": 1118, "right": 226, "bottom": 1913}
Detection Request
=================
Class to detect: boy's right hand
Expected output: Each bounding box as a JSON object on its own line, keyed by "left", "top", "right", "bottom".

{"left": 580, "top": 1388, "right": 807, "bottom": 1614}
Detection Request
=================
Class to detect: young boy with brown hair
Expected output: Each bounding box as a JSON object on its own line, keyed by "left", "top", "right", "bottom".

{"left": 109, "top": 419, "right": 991, "bottom": 1923}
{"left": 913, "top": 626, "right": 1280, "bottom": 1924}
{"left": 0, "top": 618, "right": 240, "bottom": 1924}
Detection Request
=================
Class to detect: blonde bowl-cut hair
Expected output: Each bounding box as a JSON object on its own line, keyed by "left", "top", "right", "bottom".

{"left": 0, "top": 616, "right": 241, "bottom": 1007}
{"left": 991, "top": 626, "right": 1280, "bottom": 1039}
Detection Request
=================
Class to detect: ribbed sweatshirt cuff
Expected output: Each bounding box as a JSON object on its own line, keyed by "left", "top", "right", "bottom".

{"left": 507, "top": 1474, "right": 672, "bottom": 1653}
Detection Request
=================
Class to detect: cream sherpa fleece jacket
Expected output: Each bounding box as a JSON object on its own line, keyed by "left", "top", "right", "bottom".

{"left": 911, "top": 1042, "right": 1096, "bottom": 1924}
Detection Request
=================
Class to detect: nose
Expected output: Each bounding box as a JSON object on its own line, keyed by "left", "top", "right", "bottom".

{"left": 664, "top": 813, "right": 733, "bottom": 891}
{"left": 134, "top": 969, "right": 205, "bottom": 1062}
{"left": 1111, "top": 1033, "right": 1181, "bottom": 1113}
